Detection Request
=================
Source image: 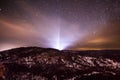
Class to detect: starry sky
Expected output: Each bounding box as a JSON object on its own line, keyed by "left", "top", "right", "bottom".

{"left": 0, "top": 0, "right": 120, "bottom": 51}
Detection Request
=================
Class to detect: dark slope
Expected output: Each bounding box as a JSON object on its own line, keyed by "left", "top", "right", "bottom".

{"left": 0, "top": 47, "right": 120, "bottom": 80}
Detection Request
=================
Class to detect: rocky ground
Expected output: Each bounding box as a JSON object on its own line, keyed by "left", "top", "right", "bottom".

{"left": 0, "top": 47, "right": 120, "bottom": 80}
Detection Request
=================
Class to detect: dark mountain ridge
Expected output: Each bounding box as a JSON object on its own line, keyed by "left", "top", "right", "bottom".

{"left": 0, "top": 47, "right": 120, "bottom": 80}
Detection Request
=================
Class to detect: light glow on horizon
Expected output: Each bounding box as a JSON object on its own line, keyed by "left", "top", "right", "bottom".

{"left": 0, "top": 0, "right": 119, "bottom": 51}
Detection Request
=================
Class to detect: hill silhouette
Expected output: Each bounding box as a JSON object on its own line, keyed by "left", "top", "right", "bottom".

{"left": 0, "top": 47, "right": 120, "bottom": 80}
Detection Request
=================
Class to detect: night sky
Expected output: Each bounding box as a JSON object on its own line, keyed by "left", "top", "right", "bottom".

{"left": 0, "top": 0, "right": 120, "bottom": 51}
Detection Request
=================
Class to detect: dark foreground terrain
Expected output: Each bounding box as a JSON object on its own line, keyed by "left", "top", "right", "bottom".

{"left": 0, "top": 47, "right": 120, "bottom": 80}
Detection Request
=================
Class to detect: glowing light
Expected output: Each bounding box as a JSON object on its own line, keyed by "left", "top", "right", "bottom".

{"left": 53, "top": 41, "right": 69, "bottom": 50}
{"left": 50, "top": 24, "right": 73, "bottom": 50}
{"left": 55, "top": 33, "right": 61, "bottom": 50}
{"left": 53, "top": 39, "right": 71, "bottom": 50}
{"left": 51, "top": 27, "right": 67, "bottom": 50}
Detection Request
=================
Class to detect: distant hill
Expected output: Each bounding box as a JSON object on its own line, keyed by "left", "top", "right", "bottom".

{"left": 0, "top": 47, "right": 120, "bottom": 80}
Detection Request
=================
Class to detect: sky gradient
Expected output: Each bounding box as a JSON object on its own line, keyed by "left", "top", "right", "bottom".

{"left": 0, "top": 0, "right": 120, "bottom": 51}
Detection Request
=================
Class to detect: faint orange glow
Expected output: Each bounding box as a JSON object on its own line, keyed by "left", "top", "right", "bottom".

{"left": 88, "top": 38, "right": 109, "bottom": 44}
{"left": 73, "top": 48, "right": 120, "bottom": 51}
{"left": 0, "top": 43, "right": 24, "bottom": 51}
{"left": 75, "top": 48, "right": 103, "bottom": 50}
{"left": 0, "top": 20, "right": 30, "bottom": 33}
